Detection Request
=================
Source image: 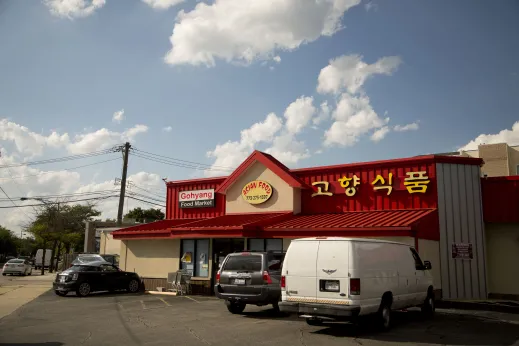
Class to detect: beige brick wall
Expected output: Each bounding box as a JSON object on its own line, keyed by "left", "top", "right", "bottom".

{"left": 507, "top": 146, "right": 519, "bottom": 175}
{"left": 479, "top": 143, "right": 509, "bottom": 177}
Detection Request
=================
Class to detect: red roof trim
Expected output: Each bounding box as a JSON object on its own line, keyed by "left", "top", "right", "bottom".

{"left": 171, "top": 212, "right": 292, "bottom": 231}
{"left": 215, "top": 150, "right": 309, "bottom": 194}
{"left": 112, "top": 219, "right": 205, "bottom": 239}
{"left": 264, "top": 209, "right": 436, "bottom": 231}
{"left": 291, "top": 155, "right": 483, "bottom": 174}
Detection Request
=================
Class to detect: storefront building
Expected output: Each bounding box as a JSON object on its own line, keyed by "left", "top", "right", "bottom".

{"left": 112, "top": 151, "right": 488, "bottom": 299}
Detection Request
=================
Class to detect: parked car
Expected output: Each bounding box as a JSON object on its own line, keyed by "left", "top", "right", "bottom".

{"left": 53, "top": 260, "right": 141, "bottom": 297}
{"left": 2, "top": 258, "right": 33, "bottom": 276}
{"left": 214, "top": 250, "right": 285, "bottom": 314}
{"left": 279, "top": 237, "right": 435, "bottom": 330}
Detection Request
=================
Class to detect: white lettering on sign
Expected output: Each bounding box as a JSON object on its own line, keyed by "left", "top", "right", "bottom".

{"left": 178, "top": 189, "right": 214, "bottom": 202}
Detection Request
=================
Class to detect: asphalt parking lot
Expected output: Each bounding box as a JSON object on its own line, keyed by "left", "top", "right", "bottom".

{"left": 1, "top": 290, "right": 519, "bottom": 346}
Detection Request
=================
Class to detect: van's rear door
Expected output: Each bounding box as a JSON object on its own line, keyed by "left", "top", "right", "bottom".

{"left": 283, "top": 240, "right": 318, "bottom": 303}
{"left": 316, "top": 240, "right": 350, "bottom": 303}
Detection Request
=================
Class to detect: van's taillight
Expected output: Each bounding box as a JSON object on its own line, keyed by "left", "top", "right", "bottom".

{"left": 281, "top": 275, "right": 286, "bottom": 289}
{"left": 216, "top": 272, "right": 220, "bottom": 284}
{"left": 350, "top": 278, "right": 360, "bottom": 295}
{"left": 263, "top": 271, "right": 272, "bottom": 284}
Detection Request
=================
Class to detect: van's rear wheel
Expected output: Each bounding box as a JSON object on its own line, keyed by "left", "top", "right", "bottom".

{"left": 377, "top": 301, "right": 392, "bottom": 331}
{"left": 226, "top": 301, "right": 246, "bottom": 314}
{"left": 305, "top": 318, "right": 323, "bottom": 326}
{"left": 421, "top": 292, "right": 435, "bottom": 318}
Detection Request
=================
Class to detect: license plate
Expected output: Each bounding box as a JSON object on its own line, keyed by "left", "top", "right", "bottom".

{"left": 59, "top": 276, "right": 66, "bottom": 283}
{"left": 234, "top": 279, "right": 245, "bottom": 285}
{"left": 325, "top": 281, "right": 339, "bottom": 291}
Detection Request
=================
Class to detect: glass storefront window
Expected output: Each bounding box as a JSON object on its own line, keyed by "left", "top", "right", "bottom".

{"left": 181, "top": 240, "right": 195, "bottom": 276}
{"left": 181, "top": 239, "right": 209, "bottom": 277}
{"left": 247, "top": 239, "right": 283, "bottom": 252}
{"left": 195, "top": 239, "right": 209, "bottom": 277}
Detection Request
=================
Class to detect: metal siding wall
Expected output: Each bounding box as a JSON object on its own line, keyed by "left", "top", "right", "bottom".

{"left": 166, "top": 181, "right": 226, "bottom": 220}
{"left": 436, "top": 163, "right": 487, "bottom": 299}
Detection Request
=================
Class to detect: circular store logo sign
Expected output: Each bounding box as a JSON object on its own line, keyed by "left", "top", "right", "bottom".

{"left": 241, "top": 180, "right": 273, "bottom": 205}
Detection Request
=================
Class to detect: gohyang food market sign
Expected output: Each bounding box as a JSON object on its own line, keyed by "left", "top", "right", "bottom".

{"left": 242, "top": 180, "right": 273, "bottom": 205}
{"left": 179, "top": 189, "right": 215, "bottom": 208}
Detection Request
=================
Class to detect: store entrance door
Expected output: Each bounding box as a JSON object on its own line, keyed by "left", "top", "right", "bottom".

{"left": 211, "top": 238, "right": 245, "bottom": 294}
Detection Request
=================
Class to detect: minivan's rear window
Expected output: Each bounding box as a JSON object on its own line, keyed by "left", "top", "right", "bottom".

{"left": 223, "top": 255, "right": 262, "bottom": 271}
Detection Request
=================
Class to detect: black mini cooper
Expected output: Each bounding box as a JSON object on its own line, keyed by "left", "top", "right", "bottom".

{"left": 53, "top": 260, "right": 141, "bottom": 297}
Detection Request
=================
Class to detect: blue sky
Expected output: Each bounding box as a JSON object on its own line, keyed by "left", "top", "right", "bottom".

{"left": 1, "top": 0, "right": 518, "bottom": 231}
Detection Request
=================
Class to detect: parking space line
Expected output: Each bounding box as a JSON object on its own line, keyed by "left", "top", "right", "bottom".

{"left": 182, "top": 296, "right": 200, "bottom": 303}
{"left": 140, "top": 300, "right": 146, "bottom": 309}
{"left": 158, "top": 297, "right": 171, "bottom": 307}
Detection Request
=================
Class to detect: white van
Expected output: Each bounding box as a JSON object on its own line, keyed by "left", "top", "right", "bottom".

{"left": 279, "top": 237, "right": 435, "bottom": 330}
{"left": 35, "top": 249, "right": 52, "bottom": 270}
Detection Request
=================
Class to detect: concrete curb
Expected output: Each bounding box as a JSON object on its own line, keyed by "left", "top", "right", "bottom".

{"left": 437, "top": 300, "right": 519, "bottom": 314}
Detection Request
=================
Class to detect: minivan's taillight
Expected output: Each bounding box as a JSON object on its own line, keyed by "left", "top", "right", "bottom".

{"left": 281, "top": 275, "right": 286, "bottom": 289}
{"left": 350, "top": 278, "right": 360, "bottom": 295}
{"left": 216, "top": 272, "right": 220, "bottom": 284}
{"left": 263, "top": 271, "right": 272, "bottom": 284}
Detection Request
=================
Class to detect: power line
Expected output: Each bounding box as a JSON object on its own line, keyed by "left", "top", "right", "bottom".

{"left": 0, "top": 195, "right": 118, "bottom": 209}
{"left": 126, "top": 196, "right": 166, "bottom": 208}
{"left": 0, "top": 148, "right": 118, "bottom": 169}
{"left": 0, "top": 190, "right": 118, "bottom": 202}
{"left": 0, "top": 157, "right": 120, "bottom": 181}
{"left": 130, "top": 184, "right": 165, "bottom": 199}
{"left": 132, "top": 148, "right": 233, "bottom": 170}
{"left": 127, "top": 191, "right": 165, "bottom": 204}
{"left": 132, "top": 152, "right": 233, "bottom": 172}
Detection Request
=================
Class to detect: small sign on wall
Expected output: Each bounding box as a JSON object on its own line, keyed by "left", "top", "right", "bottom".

{"left": 452, "top": 243, "right": 473, "bottom": 260}
{"left": 178, "top": 189, "right": 215, "bottom": 208}
{"left": 242, "top": 180, "right": 273, "bottom": 205}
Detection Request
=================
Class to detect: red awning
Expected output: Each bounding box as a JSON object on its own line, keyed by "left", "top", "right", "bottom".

{"left": 263, "top": 209, "right": 437, "bottom": 238}
{"left": 169, "top": 212, "right": 293, "bottom": 238}
{"left": 112, "top": 219, "right": 204, "bottom": 239}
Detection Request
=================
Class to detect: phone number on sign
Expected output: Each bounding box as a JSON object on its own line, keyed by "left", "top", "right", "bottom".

{"left": 246, "top": 195, "right": 269, "bottom": 201}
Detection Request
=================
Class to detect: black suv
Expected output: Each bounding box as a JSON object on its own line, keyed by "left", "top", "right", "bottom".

{"left": 53, "top": 260, "right": 141, "bottom": 297}
{"left": 214, "top": 251, "right": 285, "bottom": 314}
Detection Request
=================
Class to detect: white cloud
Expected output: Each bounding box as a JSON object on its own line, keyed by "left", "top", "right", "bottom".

{"left": 265, "top": 133, "right": 310, "bottom": 165}
{"left": 0, "top": 119, "right": 148, "bottom": 156}
{"left": 284, "top": 96, "right": 316, "bottom": 134}
{"left": 371, "top": 126, "right": 390, "bottom": 142}
{"left": 162, "top": 126, "right": 173, "bottom": 132}
{"left": 142, "top": 0, "right": 184, "bottom": 10}
{"left": 394, "top": 122, "right": 419, "bottom": 132}
{"left": 44, "top": 0, "right": 106, "bottom": 19}
{"left": 273, "top": 56, "right": 282, "bottom": 63}
{"left": 164, "top": 0, "right": 361, "bottom": 67}
{"left": 205, "top": 113, "right": 283, "bottom": 176}
{"left": 0, "top": 150, "right": 165, "bottom": 235}
{"left": 0, "top": 119, "right": 69, "bottom": 157}
{"left": 67, "top": 125, "right": 148, "bottom": 154}
{"left": 313, "top": 101, "right": 331, "bottom": 126}
{"left": 364, "top": 1, "right": 378, "bottom": 11}
{"left": 459, "top": 121, "right": 519, "bottom": 151}
{"left": 112, "top": 109, "right": 125, "bottom": 123}
{"left": 317, "top": 54, "right": 402, "bottom": 95}
{"left": 324, "top": 93, "right": 389, "bottom": 147}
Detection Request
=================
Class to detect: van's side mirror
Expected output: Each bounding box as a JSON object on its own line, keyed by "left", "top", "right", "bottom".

{"left": 423, "top": 261, "right": 432, "bottom": 270}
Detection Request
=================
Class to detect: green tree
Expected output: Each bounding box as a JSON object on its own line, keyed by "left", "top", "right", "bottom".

{"left": 26, "top": 202, "right": 101, "bottom": 274}
{"left": 0, "top": 226, "right": 17, "bottom": 260}
{"left": 124, "top": 207, "right": 165, "bottom": 223}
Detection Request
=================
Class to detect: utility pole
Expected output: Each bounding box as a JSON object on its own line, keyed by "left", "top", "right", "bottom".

{"left": 117, "top": 142, "right": 131, "bottom": 226}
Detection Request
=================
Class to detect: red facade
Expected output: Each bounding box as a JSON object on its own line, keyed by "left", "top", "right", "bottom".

{"left": 481, "top": 176, "right": 519, "bottom": 223}
{"left": 167, "top": 156, "right": 441, "bottom": 218}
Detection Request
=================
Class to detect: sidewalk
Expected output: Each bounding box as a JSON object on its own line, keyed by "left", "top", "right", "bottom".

{"left": 0, "top": 285, "right": 50, "bottom": 320}
{"left": 437, "top": 299, "right": 519, "bottom": 314}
